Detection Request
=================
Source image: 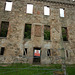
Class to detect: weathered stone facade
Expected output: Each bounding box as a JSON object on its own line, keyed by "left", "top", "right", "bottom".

{"left": 0, "top": 0, "right": 75, "bottom": 64}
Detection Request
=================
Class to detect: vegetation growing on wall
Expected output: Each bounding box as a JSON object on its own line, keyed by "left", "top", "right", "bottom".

{"left": 44, "top": 25, "right": 50, "bottom": 40}
{"left": 62, "top": 27, "right": 68, "bottom": 41}
{"left": 24, "top": 24, "right": 31, "bottom": 39}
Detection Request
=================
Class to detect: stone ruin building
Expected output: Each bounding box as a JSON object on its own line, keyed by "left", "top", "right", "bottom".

{"left": 0, "top": 0, "right": 75, "bottom": 64}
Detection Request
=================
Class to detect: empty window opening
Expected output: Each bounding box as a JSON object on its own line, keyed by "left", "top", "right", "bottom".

{"left": 44, "top": 6, "right": 50, "bottom": 15}
{"left": 73, "top": 0, "right": 75, "bottom": 1}
{"left": 66, "top": 50, "right": 68, "bottom": 58}
{"left": 23, "top": 48, "right": 27, "bottom": 55}
{"left": 60, "top": 8, "right": 65, "bottom": 17}
{"left": 0, "top": 47, "right": 5, "bottom": 55}
{"left": 26, "top": 4, "right": 33, "bottom": 14}
{"left": 5, "top": 1, "right": 13, "bottom": 11}
{"left": 62, "top": 27, "right": 68, "bottom": 41}
{"left": 47, "top": 49, "right": 51, "bottom": 56}
{"left": 44, "top": 25, "right": 50, "bottom": 40}
{"left": 24, "top": 24, "right": 31, "bottom": 39}
{"left": 0, "top": 21, "right": 9, "bottom": 37}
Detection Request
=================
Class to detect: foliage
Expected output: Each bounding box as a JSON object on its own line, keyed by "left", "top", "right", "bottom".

{"left": 24, "top": 24, "right": 31, "bottom": 39}
{"left": 44, "top": 30, "right": 50, "bottom": 40}
{"left": 62, "top": 28, "right": 68, "bottom": 41}
{"left": 62, "top": 35, "right": 68, "bottom": 41}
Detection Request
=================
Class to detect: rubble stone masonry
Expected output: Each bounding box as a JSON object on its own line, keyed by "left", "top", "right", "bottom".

{"left": 0, "top": 0, "right": 75, "bottom": 64}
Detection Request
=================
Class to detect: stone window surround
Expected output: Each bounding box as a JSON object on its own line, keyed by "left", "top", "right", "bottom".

{"left": 44, "top": 6, "right": 50, "bottom": 16}
{"left": 24, "top": 23, "right": 32, "bottom": 39}
{"left": 44, "top": 25, "right": 50, "bottom": 41}
{"left": 5, "top": 1, "right": 13, "bottom": 11}
{"left": 60, "top": 8, "right": 65, "bottom": 17}
{"left": 26, "top": 4, "right": 33, "bottom": 14}
{"left": 0, "top": 21, "right": 9, "bottom": 38}
{"left": 62, "top": 27, "right": 68, "bottom": 41}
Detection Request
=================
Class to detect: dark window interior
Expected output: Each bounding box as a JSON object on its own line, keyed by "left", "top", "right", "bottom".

{"left": 23, "top": 48, "right": 27, "bottom": 55}
{"left": 62, "top": 27, "right": 68, "bottom": 41}
{"left": 44, "top": 25, "right": 50, "bottom": 40}
{"left": 24, "top": 24, "right": 31, "bottom": 39}
{"left": 0, "top": 21, "right": 9, "bottom": 37}
{"left": 0, "top": 47, "right": 5, "bottom": 55}
{"left": 66, "top": 50, "right": 68, "bottom": 58}
{"left": 47, "top": 49, "right": 51, "bottom": 56}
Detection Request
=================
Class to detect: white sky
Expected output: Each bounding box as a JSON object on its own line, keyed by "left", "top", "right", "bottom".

{"left": 26, "top": 4, "right": 33, "bottom": 14}
{"left": 5, "top": 2, "right": 13, "bottom": 11}
{"left": 44, "top": 6, "right": 50, "bottom": 15}
{"left": 60, "top": 8, "right": 64, "bottom": 17}
{"left": 5, "top": 3, "right": 64, "bottom": 17}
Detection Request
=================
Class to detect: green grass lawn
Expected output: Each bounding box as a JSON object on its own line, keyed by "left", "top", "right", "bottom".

{"left": 66, "top": 64, "right": 75, "bottom": 75}
{"left": 0, "top": 63, "right": 75, "bottom": 75}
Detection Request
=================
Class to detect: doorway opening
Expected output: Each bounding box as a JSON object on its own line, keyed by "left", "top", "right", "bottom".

{"left": 33, "top": 47, "right": 41, "bottom": 64}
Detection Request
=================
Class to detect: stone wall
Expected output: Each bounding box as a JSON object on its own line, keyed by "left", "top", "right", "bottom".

{"left": 0, "top": 0, "right": 75, "bottom": 64}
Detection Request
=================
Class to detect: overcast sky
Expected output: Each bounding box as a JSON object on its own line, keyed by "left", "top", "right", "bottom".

{"left": 5, "top": 2, "right": 64, "bottom": 17}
